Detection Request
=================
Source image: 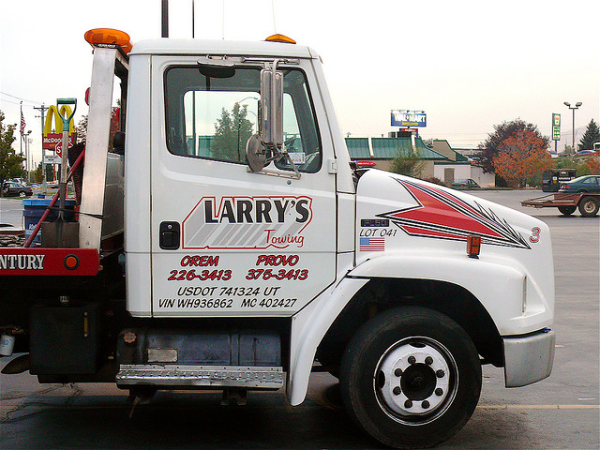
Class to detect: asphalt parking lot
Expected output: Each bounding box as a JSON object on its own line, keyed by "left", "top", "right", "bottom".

{"left": 1, "top": 190, "right": 598, "bottom": 449}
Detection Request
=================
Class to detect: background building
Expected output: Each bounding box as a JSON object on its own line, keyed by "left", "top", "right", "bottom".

{"left": 345, "top": 136, "right": 495, "bottom": 187}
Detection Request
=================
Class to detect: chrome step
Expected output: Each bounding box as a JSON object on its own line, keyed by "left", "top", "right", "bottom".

{"left": 116, "top": 364, "right": 284, "bottom": 389}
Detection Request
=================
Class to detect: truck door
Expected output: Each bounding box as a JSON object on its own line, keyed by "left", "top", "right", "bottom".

{"left": 150, "top": 56, "right": 337, "bottom": 317}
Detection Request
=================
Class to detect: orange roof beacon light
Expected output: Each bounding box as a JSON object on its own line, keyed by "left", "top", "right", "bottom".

{"left": 84, "top": 28, "right": 133, "bottom": 54}
{"left": 265, "top": 34, "right": 296, "bottom": 44}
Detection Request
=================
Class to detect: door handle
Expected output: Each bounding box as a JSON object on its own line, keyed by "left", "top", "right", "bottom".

{"left": 159, "top": 221, "right": 180, "bottom": 250}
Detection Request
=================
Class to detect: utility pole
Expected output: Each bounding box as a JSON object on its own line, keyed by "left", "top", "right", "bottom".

{"left": 19, "top": 102, "right": 23, "bottom": 160}
{"left": 564, "top": 101, "right": 582, "bottom": 156}
{"left": 33, "top": 104, "right": 49, "bottom": 191}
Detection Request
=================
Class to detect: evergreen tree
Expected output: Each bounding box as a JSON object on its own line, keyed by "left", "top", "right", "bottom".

{"left": 578, "top": 119, "right": 600, "bottom": 150}
{"left": 211, "top": 103, "right": 254, "bottom": 163}
{"left": 0, "top": 111, "right": 25, "bottom": 194}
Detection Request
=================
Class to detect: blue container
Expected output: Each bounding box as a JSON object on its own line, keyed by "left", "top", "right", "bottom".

{"left": 23, "top": 198, "right": 76, "bottom": 245}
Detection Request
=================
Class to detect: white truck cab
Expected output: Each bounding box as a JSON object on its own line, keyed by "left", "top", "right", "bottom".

{"left": 0, "top": 32, "right": 555, "bottom": 449}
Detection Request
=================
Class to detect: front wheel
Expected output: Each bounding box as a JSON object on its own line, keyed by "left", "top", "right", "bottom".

{"left": 340, "top": 307, "right": 481, "bottom": 449}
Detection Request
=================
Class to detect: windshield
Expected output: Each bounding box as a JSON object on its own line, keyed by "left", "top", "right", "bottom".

{"left": 569, "top": 176, "right": 597, "bottom": 183}
{"left": 164, "top": 66, "right": 322, "bottom": 173}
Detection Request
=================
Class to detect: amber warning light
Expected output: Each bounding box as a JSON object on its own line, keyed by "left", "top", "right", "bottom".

{"left": 467, "top": 235, "right": 481, "bottom": 259}
{"left": 84, "top": 28, "right": 133, "bottom": 54}
{"left": 265, "top": 34, "right": 296, "bottom": 44}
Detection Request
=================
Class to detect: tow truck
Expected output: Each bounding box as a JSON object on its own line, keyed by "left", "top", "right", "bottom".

{"left": 0, "top": 29, "right": 555, "bottom": 448}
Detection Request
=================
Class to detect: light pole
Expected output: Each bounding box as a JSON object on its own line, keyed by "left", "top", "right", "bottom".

{"left": 23, "top": 130, "right": 31, "bottom": 179}
{"left": 564, "top": 101, "right": 582, "bottom": 155}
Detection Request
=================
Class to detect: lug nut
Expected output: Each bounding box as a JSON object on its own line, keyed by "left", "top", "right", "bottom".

{"left": 404, "top": 400, "right": 413, "bottom": 409}
{"left": 394, "top": 368, "right": 403, "bottom": 377}
{"left": 408, "top": 356, "right": 416, "bottom": 365}
{"left": 435, "top": 388, "right": 444, "bottom": 396}
{"left": 436, "top": 369, "right": 445, "bottom": 378}
{"left": 425, "top": 356, "right": 433, "bottom": 365}
{"left": 422, "top": 400, "right": 430, "bottom": 409}
{"left": 123, "top": 331, "right": 137, "bottom": 345}
{"left": 393, "top": 387, "right": 401, "bottom": 396}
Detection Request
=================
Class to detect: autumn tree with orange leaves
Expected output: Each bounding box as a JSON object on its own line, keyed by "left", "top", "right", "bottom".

{"left": 585, "top": 156, "right": 600, "bottom": 174}
{"left": 492, "top": 129, "right": 553, "bottom": 188}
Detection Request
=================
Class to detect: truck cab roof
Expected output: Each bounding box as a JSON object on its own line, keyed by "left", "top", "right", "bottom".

{"left": 130, "top": 38, "right": 319, "bottom": 60}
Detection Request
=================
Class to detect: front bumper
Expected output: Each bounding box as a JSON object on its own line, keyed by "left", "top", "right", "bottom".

{"left": 503, "top": 328, "right": 555, "bottom": 387}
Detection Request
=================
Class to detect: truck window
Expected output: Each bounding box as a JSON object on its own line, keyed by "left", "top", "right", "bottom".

{"left": 164, "top": 66, "right": 321, "bottom": 172}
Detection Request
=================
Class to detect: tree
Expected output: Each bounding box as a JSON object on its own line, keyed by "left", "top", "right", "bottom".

{"left": 75, "top": 115, "right": 88, "bottom": 143}
{"left": 478, "top": 119, "right": 549, "bottom": 174}
{"left": 389, "top": 150, "right": 425, "bottom": 178}
{"left": 0, "top": 110, "right": 25, "bottom": 194}
{"left": 211, "top": 103, "right": 254, "bottom": 162}
{"left": 32, "top": 162, "right": 44, "bottom": 184}
{"left": 492, "top": 129, "right": 553, "bottom": 188}
{"left": 586, "top": 156, "right": 600, "bottom": 175}
{"left": 578, "top": 119, "right": 600, "bottom": 150}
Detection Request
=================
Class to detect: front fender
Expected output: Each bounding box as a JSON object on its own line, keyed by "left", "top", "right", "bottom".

{"left": 348, "top": 251, "right": 553, "bottom": 336}
{"left": 288, "top": 277, "right": 368, "bottom": 405}
{"left": 287, "top": 250, "right": 553, "bottom": 405}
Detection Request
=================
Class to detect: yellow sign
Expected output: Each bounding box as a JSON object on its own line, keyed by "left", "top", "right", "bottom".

{"left": 43, "top": 105, "right": 75, "bottom": 150}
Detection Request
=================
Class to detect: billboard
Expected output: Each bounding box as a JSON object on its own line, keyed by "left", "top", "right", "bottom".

{"left": 391, "top": 110, "right": 427, "bottom": 127}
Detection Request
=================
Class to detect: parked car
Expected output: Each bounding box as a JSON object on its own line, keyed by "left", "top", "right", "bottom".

{"left": 575, "top": 150, "right": 599, "bottom": 157}
{"left": 558, "top": 175, "right": 600, "bottom": 194}
{"left": 2, "top": 182, "right": 33, "bottom": 197}
{"left": 452, "top": 178, "right": 480, "bottom": 189}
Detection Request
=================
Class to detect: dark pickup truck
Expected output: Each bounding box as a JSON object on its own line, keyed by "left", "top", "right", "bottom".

{"left": 2, "top": 182, "right": 33, "bottom": 197}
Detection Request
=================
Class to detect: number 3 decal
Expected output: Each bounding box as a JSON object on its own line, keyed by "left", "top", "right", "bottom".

{"left": 530, "top": 227, "right": 541, "bottom": 243}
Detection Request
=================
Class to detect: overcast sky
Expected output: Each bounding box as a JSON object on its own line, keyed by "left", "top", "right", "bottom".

{"left": 1, "top": 0, "right": 598, "bottom": 167}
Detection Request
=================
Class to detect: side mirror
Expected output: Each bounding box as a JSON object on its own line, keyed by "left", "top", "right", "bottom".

{"left": 247, "top": 60, "right": 301, "bottom": 179}
{"left": 260, "top": 64, "right": 283, "bottom": 148}
{"left": 246, "top": 135, "right": 268, "bottom": 172}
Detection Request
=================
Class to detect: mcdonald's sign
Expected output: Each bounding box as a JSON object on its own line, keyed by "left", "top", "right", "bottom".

{"left": 42, "top": 105, "right": 76, "bottom": 150}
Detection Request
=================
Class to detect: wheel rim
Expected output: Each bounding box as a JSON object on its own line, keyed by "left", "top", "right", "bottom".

{"left": 374, "top": 337, "right": 458, "bottom": 425}
{"left": 583, "top": 201, "right": 596, "bottom": 213}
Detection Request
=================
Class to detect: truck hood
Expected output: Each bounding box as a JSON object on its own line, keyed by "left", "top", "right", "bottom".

{"left": 354, "top": 170, "right": 555, "bottom": 294}
{"left": 355, "top": 170, "right": 545, "bottom": 253}
{"left": 354, "top": 169, "right": 555, "bottom": 335}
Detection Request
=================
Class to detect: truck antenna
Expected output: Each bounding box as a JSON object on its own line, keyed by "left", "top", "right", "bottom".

{"left": 271, "top": 0, "right": 277, "bottom": 34}
{"left": 192, "top": 0, "right": 195, "bottom": 38}
{"left": 161, "top": 0, "right": 169, "bottom": 38}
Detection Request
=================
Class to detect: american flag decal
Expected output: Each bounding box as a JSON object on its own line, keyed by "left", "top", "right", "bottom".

{"left": 360, "top": 237, "right": 385, "bottom": 251}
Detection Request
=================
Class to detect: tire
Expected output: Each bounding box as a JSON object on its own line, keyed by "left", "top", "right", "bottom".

{"left": 340, "top": 307, "right": 481, "bottom": 449}
{"left": 578, "top": 196, "right": 599, "bottom": 217}
{"left": 558, "top": 206, "right": 576, "bottom": 216}
{"left": 19, "top": 191, "right": 26, "bottom": 198}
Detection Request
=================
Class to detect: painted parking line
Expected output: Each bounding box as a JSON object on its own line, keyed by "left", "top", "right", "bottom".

{"left": 478, "top": 405, "right": 599, "bottom": 410}
{"left": 4, "top": 404, "right": 597, "bottom": 411}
